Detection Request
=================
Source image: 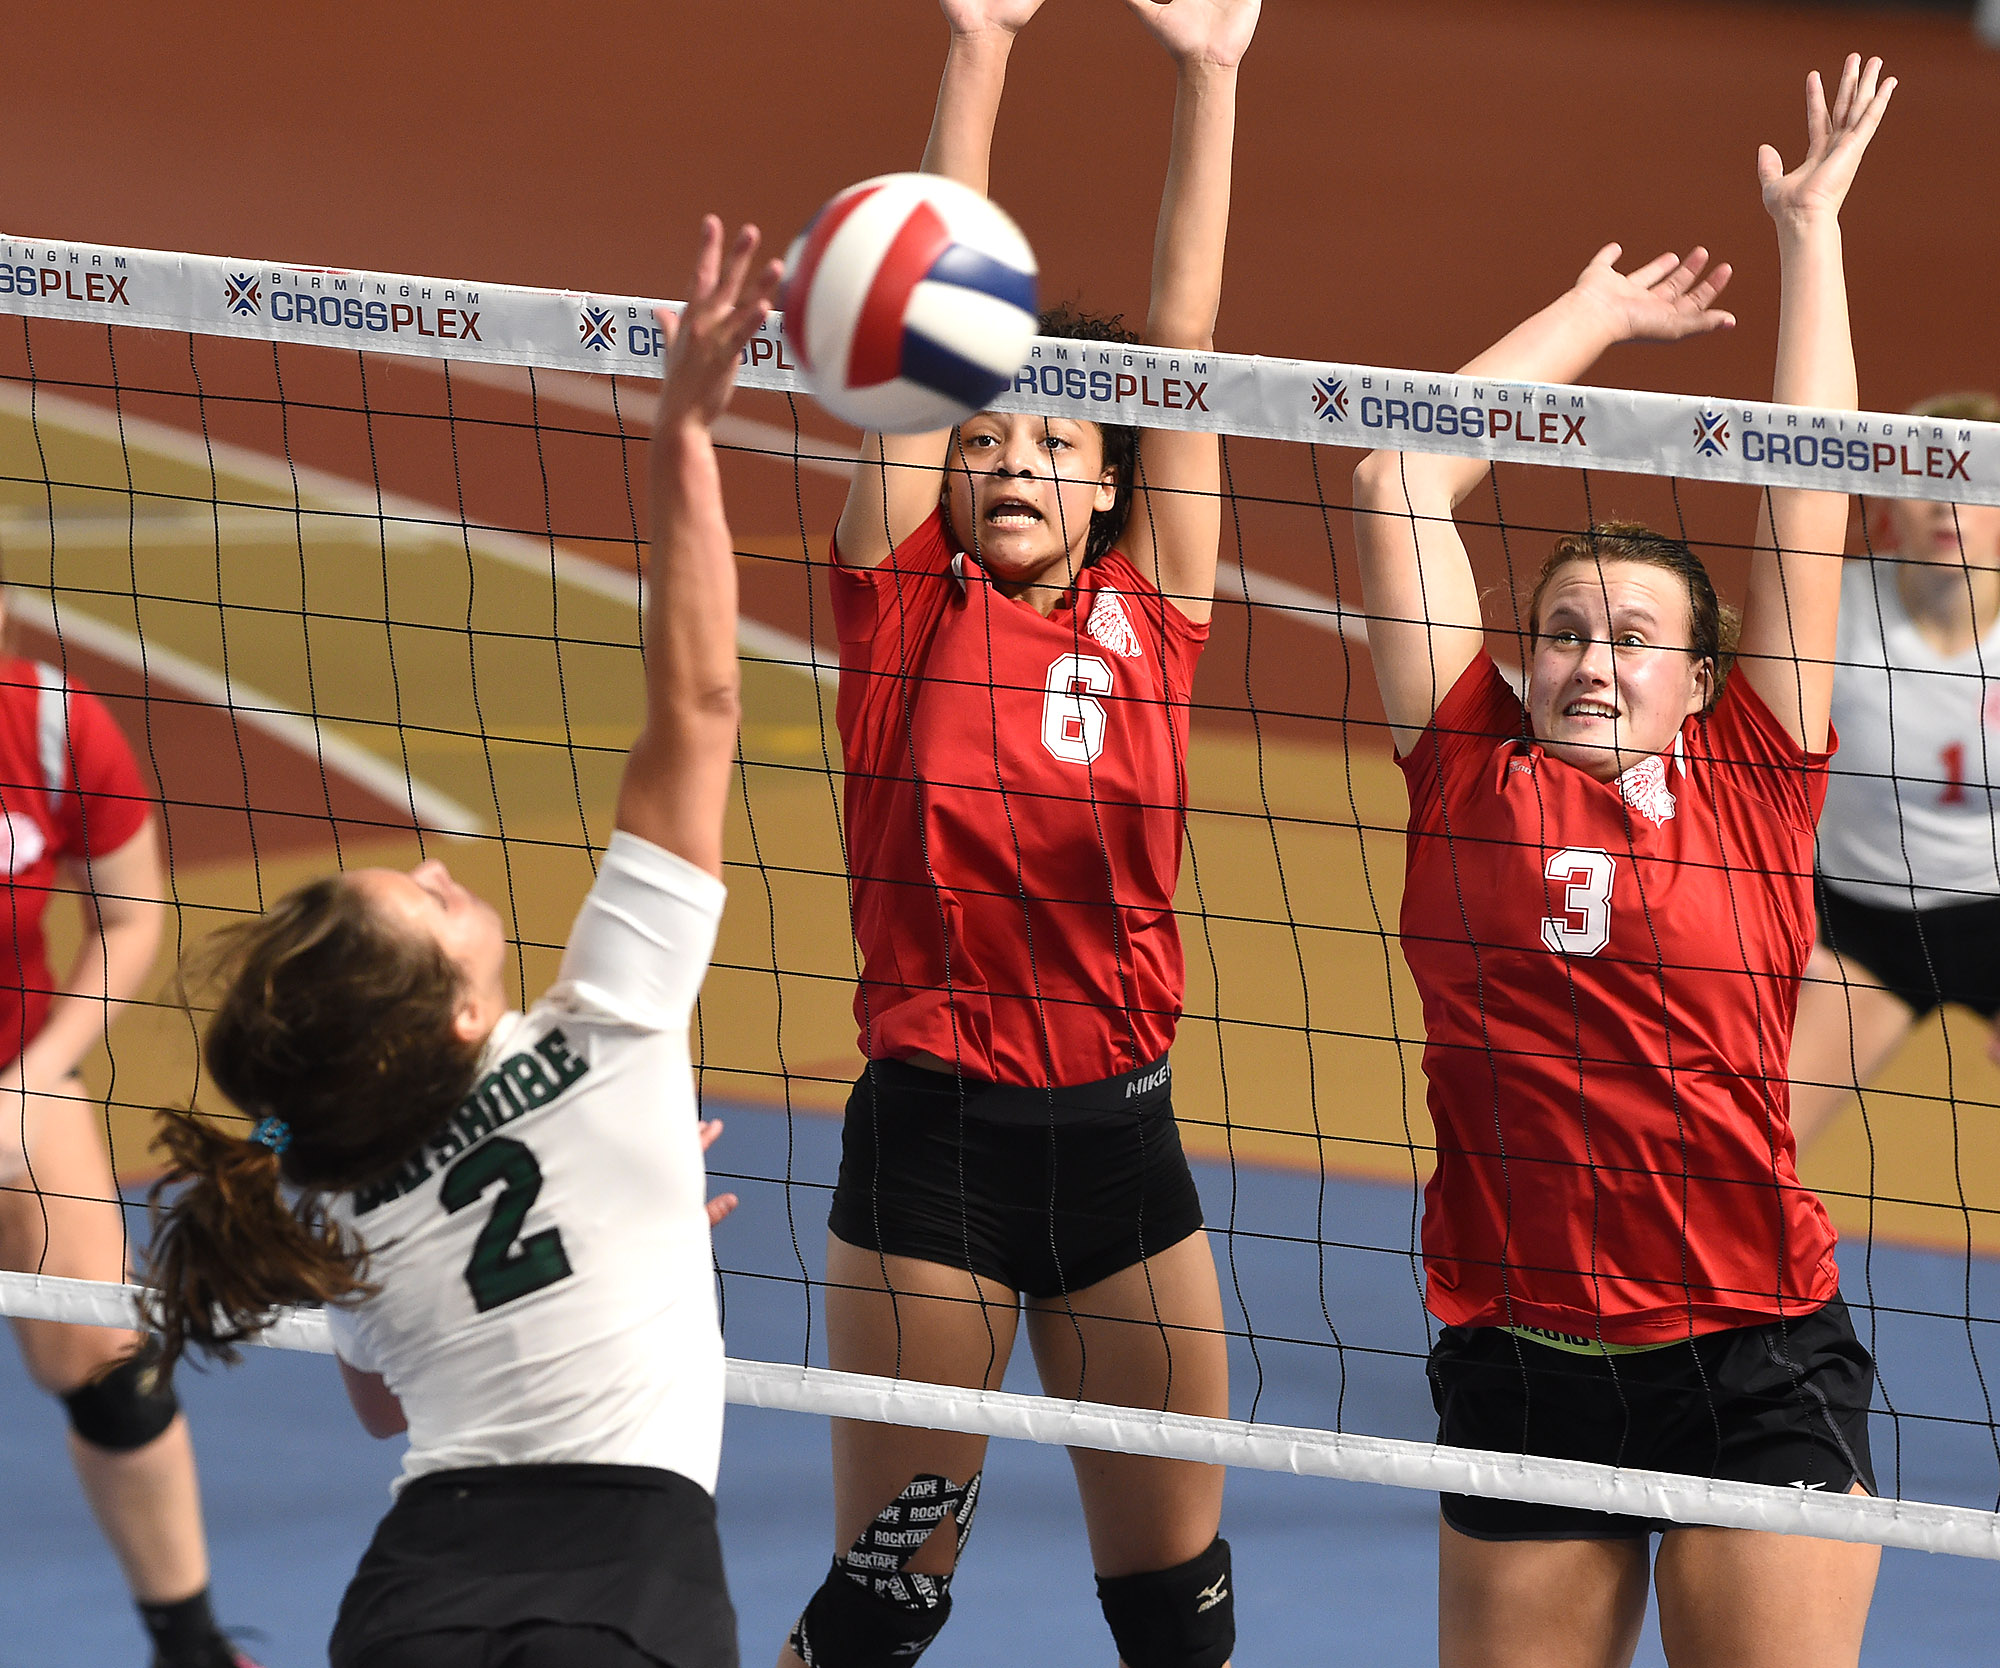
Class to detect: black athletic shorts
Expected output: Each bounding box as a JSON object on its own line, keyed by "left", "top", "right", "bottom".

{"left": 1428, "top": 1294, "right": 1877, "bottom": 1541}
{"left": 1816, "top": 878, "right": 2000, "bottom": 1021}
{"left": 329, "top": 1464, "right": 738, "bottom": 1668}
{"left": 827, "top": 1056, "right": 1206, "bottom": 1298}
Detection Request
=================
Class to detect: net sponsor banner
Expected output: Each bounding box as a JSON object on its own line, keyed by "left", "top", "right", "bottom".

{"left": 5, "top": 233, "right": 1997, "bottom": 507}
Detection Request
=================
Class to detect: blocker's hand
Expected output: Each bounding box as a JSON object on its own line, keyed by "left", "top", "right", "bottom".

{"left": 652, "top": 217, "right": 783, "bottom": 437}
{"left": 939, "top": 0, "right": 1047, "bottom": 39}
{"left": 699, "top": 1118, "right": 740, "bottom": 1228}
{"left": 1122, "top": 0, "right": 1262, "bottom": 70}
{"left": 1759, "top": 53, "right": 1896, "bottom": 228}
{"left": 1569, "top": 242, "right": 1736, "bottom": 346}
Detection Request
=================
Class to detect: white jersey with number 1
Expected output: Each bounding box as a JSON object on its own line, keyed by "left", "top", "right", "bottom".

{"left": 1819, "top": 558, "right": 2000, "bottom": 911}
{"left": 325, "top": 831, "right": 727, "bottom": 1496}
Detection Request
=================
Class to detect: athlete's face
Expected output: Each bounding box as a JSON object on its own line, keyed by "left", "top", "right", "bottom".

{"left": 1527, "top": 560, "right": 1711, "bottom": 782}
{"left": 943, "top": 412, "right": 1119, "bottom": 605}
{"left": 1873, "top": 496, "right": 2000, "bottom": 573}
{"left": 347, "top": 860, "right": 510, "bottom": 1046}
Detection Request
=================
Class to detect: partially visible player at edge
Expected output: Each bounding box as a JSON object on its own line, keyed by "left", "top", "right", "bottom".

{"left": 1353, "top": 56, "right": 1892, "bottom": 1668}
{"left": 142, "top": 217, "right": 777, "bottom": 1668}
{"left": 1788, "top": 389, "right": 2000, "bottom": 1152}
{"left": 0, "top": 578, "right": 251, "bottom": 1667}
{"left": 781, "top": 3, "right": 1257, "bottom": 1667}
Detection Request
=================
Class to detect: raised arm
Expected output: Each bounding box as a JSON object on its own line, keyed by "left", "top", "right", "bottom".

{"left": 1738, "top": 54, "right": 1895, "bottom": 750}
{"left": 833, "top": 0, "right": 1046, "bottom": 570}
{"left": 1352, "top": 247, "right": 1734, "bottom": 751}
{"left": 616, "top": 218, "right": 783, "bottom": 875}
{"left": 1117, "top": 0, "right": 1259, "bottom": 623}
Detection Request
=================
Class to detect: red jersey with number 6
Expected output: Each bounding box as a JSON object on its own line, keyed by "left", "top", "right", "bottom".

{"left": 832, "top": 509, "right": 1208, "bottom": 1086}
{"left": 0, "top": 659, "right": 150, "bottom": 1067}
{"left": 1398, "top": 653, "right": 1840, "bottom": 1344}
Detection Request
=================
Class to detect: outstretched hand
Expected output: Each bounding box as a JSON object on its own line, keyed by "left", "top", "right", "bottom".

{"left": 939, "top": 0, "right": 1046, "bottom": 39}
{"left": 1571, "top": 242, "right": 1736, "bottom": 345}
{"left": 1759, "top": 53, "right": 1896, "bottom": 227}
{"left": 1121, "top": 0, "right": 1262, "bottom": 69}
{"left": 699, "top": 1118, "right": 739, "bottom": 1228}
{"left": 653, "top": 217, "right": 784, "bottom": 436}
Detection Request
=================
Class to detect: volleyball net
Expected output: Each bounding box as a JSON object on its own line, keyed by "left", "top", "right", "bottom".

{"left": 3, "top": 234, "right": 2000, "bottom": 1559}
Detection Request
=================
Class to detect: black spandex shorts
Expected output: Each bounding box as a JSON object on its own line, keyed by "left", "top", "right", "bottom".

{"left": 1428, "top": 1294, "right": 1877, "bottom": 1541}
{"left": 1816, "top": 878, "right": 2000, "bottom": 1021}
{"left": 827, "top": 1056, "right": 1206, "bottom": 1298}
{"left": 329, "top": 1464, "right": 738, "bottom": 1668}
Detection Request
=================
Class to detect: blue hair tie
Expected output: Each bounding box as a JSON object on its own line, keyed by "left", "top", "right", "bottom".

{"left": 250, "top": 1116, "right": 292, "bottom": 1156}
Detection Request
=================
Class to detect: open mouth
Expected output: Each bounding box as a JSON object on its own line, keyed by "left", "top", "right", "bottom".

{"left": 985, "top": 496, "right": 1044, "bottom": 529}
{"left": 1562, "top": 700, "right": 1619, "bottom": 722}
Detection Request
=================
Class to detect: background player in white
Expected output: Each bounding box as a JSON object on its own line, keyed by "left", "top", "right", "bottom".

{"left": 142, "top": 216, "right": 780, "bottom": 1668}
{"left": 0, "top": 575, "right": 256, "bottom": 1668}
{"left": 1788, "top": 391, "right": 2000, "bottom": 1151}
{"left": 1352, "top": 56, "right": 1892, "bottom": 1668}
{"left": 782, "top": 3, "right": 1258, "bottom": 1667}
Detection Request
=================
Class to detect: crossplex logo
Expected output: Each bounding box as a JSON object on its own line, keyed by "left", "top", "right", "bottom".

{"left": 224, "top": 274, "right": 261, "bottom": 316}
{"left": 1692, "top": 410, "right": 1731, "bottom": 457}
{"left": 579, "top": 306, "right": 617, "bottom": 351}
{"left": 1310, "top": 375, "right": 1349, "bottom": 423}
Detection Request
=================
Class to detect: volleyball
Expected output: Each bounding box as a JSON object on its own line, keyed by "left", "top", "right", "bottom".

{"left": 781, "top": 172, "right": 1038, "bottom": 434}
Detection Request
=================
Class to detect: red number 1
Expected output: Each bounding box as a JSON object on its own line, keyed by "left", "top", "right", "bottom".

{"left": 1941, "top": 741, "right": 1967, "bottom": 806}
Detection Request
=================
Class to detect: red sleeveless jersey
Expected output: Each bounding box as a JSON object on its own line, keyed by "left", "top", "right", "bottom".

{"left": 832, "top": 510, "right": 1208, "bottom": 1086}
{"left": 1399, "top": 654, "right": 1840, "bottom": 1343}
{"left": 0, "top": 659, "right": 150, "bottom": 1065}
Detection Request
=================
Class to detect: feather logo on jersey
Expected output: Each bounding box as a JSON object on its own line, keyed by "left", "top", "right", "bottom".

{"left": 0, "top": 811, "right": 46, "bottom": 876}
{"left": 1085, "top": 588, "right": 1143, "bottom": 660}
{"left": 1617, "top": 755, "right": 1677, "bottom": 826}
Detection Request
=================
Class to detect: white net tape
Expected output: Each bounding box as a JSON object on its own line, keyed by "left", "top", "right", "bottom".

{"left": 3, "top": 232, "right": 1997, "bottom": 506}
{"left": 5, "top": 1269, "right": 1993, "bottom": 1560}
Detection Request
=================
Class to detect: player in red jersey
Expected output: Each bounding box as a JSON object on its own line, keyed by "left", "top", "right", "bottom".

{"left": 0, "top": 587, "right": 255, "bottom": 1666}
{"left": 1353, "top": 56, "right": 1893, "bottom": 1668}
{"left": 781, "top": 4, "right": 1256, "bottom": 1667}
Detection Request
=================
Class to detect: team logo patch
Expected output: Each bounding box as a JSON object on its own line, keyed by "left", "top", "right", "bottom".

{"left": 578, "top": 306, "right": 617, "bottom": 352}
{"left": 1692, "top": 411, "right": 1731, "bottom": 458}
{"left": 0, "top": 811, "right": 46, "bottom": 876}
{"left": 1617, "top": 754, "right": 1677, "bottom": 826}
{"left": 1086, "top": 588, "right": 1143, "bottom": 660}
{"left": 1310, "top": 375, "right": 1350, "bottom": 423}
{"left": 223, "top": 274, "right": 261, "bottom": 316}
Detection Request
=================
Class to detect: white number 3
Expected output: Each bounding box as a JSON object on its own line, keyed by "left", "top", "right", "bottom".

{"left": 1540, "top": 847, "right": 1616, "bottom": 957}
{"left": 1041, "top": 653, "right": 1113, "bottom": 765}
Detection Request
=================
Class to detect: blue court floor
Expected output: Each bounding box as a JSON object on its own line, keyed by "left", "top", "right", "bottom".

{"left": 3, "top": 1103, "right": 1997, "bottom": 1666}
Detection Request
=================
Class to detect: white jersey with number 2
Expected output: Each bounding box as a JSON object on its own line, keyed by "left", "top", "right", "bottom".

{"left": 1820, "top": 558, "right": 2000, "bottom": 911}
{"left": 326, "top": 832, "right": 727, "bottom": 1496}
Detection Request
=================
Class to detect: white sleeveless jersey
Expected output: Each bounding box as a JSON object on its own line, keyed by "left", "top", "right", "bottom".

{"left": 1819, "top": 559, "right": 2000, "bottom": 910}
{"left": 325, "top": 832, "right": 727, "bottom": 1495}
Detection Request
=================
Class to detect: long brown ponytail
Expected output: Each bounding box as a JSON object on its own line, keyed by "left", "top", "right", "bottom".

{"left": 146, "top": 876, "right": 486, "bottom": 1370}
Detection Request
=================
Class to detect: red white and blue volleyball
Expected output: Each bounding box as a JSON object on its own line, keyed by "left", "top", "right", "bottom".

{"left": 781, "top": 173, "right": 1038, "bottom": 434}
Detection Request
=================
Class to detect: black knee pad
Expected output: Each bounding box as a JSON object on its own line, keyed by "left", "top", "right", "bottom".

{"left": 789, "top": 1561, "right": 952, "bottom": 1668}
{"left": 788, "top": 1472, "right": 980, "bottom": 1668}
{"left": 1096, "top": 1536, "right": 1235, "bottom": 1668}
{"left": 62, "top": 1338, "right": 180, "bottom": 1453}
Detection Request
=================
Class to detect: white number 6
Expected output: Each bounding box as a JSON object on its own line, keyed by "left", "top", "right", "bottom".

{"left": 1540, "top": 847, "right": 1616, "bottom": 957}
{"left": 1041, "top": 653, "right": 1114, "bottom": 765}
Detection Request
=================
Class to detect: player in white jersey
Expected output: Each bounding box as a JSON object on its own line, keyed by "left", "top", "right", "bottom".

{"left": 1789, "top": 391, "right": 2000, "bottom": 1151}
{"left": 141, "top": 217, "right": 783, "bottom": 1668}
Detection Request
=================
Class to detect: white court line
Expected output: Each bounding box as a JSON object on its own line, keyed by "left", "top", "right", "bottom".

{"left": 3, "top": 1268, "right": 1995, "bottom": 1562}
{"left": 7, "top": 593, "right": 484, "bottom": 837}
{"left": 0, "top": 382, "right": 836, "bottom": 688}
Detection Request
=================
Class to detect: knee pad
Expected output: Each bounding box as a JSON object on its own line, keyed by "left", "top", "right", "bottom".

{"left": 1097, "top": 1536, "right": 1235, "bottom": 1668}
{"left": 788, "top": 1471, "right": 981, "bottom": 1668}
{"left": 62, "top": 1338, "right": 180, "bottom": 1453}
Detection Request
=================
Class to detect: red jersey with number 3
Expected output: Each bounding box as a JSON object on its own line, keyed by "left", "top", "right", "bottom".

{"left": 832, "top": 509, "right": 1207, "bottom": 1085}
{"left": 1398, "top": 653, "right": 1840, "bottom": 1343}
{"left": 0, "top": 658, "right": 150, "bottom": 1066}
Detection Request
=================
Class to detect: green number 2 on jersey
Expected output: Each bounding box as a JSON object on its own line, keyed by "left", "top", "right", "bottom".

{"left": 439, "top": 1136, "right": 573, "bottom": 1312}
